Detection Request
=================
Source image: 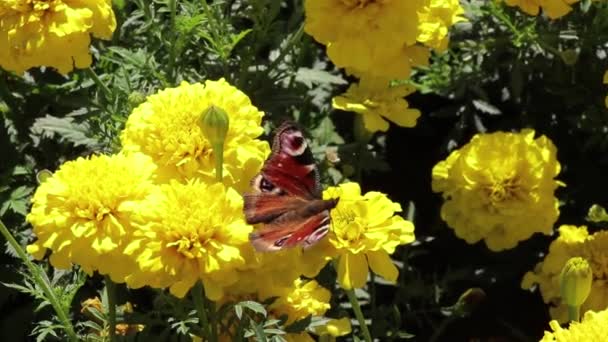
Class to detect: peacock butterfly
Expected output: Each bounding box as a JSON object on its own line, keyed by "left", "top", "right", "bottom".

{"left": 244, "top": 121, "right": 338, "bottom": 252}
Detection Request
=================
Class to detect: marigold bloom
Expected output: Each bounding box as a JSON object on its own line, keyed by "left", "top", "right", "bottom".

{"left": 265, "top": 278, "right": 331, "bottom": 324}
{"left": 304, "top": 0, "right": 423, "bottom": 77}
{"left": 0, "top": 0, "right": 116, "bottom": 74}
{"left": 522, "top": 225, "right": 608, "bottom": 323}
{"left": 304, "top": 0, "right": 464, "bottom": 77}
{"left": 323, "top": 182, "right": 415, "bottom": 289}
{"left": 124, "top": 180, "right": 252, "bottom": 300}
{"left": 432, "top": 129, "right": 562, "bottom": 251}
{"left": 26, "top": 153, "right": 156, "bottom": 282}
{"left": 332, "top": 77, "right": 421, "bottom": 132}
{"left": 417, "top": 0, "right": 466, "bottom": 51}
{"left": 121, "top": 79, "right": 270, "bottom": 193}
{"left": 540, "top": 308, "right": 608, "bottom": 341}
{"left": 504, "top": 0, "right": 579, "bottom": 19}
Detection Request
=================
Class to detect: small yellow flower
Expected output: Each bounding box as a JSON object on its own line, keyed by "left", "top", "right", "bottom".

{"left": 123, "top": 180, "right": 252, "bottom": 300}
{"left": 265, "top": 278, "right": 331, "bottom": 324}
{"left": 121, "top": 79, "right": 270, "bottom": 193}
{"left": 313, "top": 317, "right": 352, "bottom": 338}
{"left": 332, "top": 77, "right": 421, "bottom": 133}
{"left": 323, "top": 182, "right": 415, "bottom": 289}
{"left": 26, "top": 153, "right": 157, "bottom": 282}
{"left": 432, "top": 129, "right": 562, "bottom": 251}
{"left": 0, "top": 0, "right": 116, "bottom": 74}
{"left": 504, "top": 0, "right": 579, "bottom": 19}
{"left": 541, "top": 308, "right": 608, "bottom": 341}
{"left": 522, "top": 225, "right": 608, "bottom": 323}
{"left": 417, "top": 0, "right": 466, "bottom": 51}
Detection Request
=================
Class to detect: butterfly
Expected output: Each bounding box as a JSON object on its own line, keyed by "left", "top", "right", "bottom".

{"left": 244, "top": 121, "right": 339, "bottom": 252}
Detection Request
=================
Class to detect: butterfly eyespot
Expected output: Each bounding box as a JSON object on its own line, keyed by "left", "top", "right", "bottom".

{"left": 260, "top": 178, "right": 275, "bottom": 192}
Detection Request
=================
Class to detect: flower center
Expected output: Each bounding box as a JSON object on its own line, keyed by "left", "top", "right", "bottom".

{"left": 333, "top": 209, "right": 363, "bottom": 242}
{"left": 484, "top": 176, "right": 521, "bottom": 206}
{"left": 167, "top": 233, "right": 204, "bottom": 259}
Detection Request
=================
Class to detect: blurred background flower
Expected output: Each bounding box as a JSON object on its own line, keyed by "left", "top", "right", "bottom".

{"left": 432, "top": 129, "right": 562, "bottom": 251}
{"left": 0, "top": 0, "right": 116, "bottom": 74}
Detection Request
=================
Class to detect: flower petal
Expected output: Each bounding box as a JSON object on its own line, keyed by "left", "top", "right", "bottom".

{"left": 367, "top": 250, "right": 398, "bottom": 283}
{"left": 338, "top": 252, "right": 368, "bottom": 289}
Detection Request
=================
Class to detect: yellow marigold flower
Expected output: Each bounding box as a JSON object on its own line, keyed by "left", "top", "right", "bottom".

{"left": 522, "top": 225, "right": 608, "bottom": 323}
{"left": 26, "top": 153, "right": 156, "bottom": 282}
{"left": 121, "top": 79, "right": 270, "bottom": 193}
{"left": 304, "top": 0, "right": 426, "bottom": 77}
{"left": 332, "top": 77, "right": 421, "bottom": 132}
{"left": 432, "top": 129, "right": 562, "bottom": 251}
{"left": 124, "top": 180, "right": 251, "bottom": 300}
{"left": 264, "top": 279, "right": 331, "bottom": 324}
{"left": 417, "top": 0, "right": 466, "bottom": 51}
{"left": 0, "top": 0, "right": 116, "bottom": 74}
{"left": 323, "top": 182, "right": 415, "bottom": 289}
{"left": 313, "top": 317, "right": 352, "bottom": 338}
{"left": 504, "top": 0, "right": 579, "bottom": 19}
{"left": 540, "top": 308, "right": 608, "bottom": 341}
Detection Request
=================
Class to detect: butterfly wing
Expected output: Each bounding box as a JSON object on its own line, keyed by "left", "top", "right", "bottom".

{"left": 249, "top": 209, "right": 331, "bottom": 252}
{"left": 244, "top": 122, "right": 337, "bottom": 251}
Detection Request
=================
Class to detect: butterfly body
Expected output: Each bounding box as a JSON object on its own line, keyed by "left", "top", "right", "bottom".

{"left": 244, "top": 122, "right": 338, "bottom": 252}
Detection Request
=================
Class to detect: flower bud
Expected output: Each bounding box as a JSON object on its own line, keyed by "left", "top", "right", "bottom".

{"left": 560, "top": 257, "right": 592, "bottom": 308}
{"left": 198, "top": 105, "right": 229, "bottom": 148}
{"left": 127, "top": 91, "right": 146, "bottom": 107}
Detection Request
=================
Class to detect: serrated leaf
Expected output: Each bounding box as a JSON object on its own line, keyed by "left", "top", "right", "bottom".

{"left": 239, "top": 300, "right": 267, "bottom": 317}
{"left": 295, "top": 68, "right": 346, "bottom": 88}
{"left": 31, "top": 115, "right": 100, "bottom": 148}
{"left": 250, "top": 320, "right": 267, "bottom": 342}
{"left": 235, "top": 304, "right": 243, "bottom": 320}
{"left": 263, "top": 328, "right": 285, "bottom": 335}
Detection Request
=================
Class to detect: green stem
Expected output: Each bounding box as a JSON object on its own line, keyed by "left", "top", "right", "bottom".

{"left": 345, "top": 288, "right": 372, "bottom": 342}
{"left": 192, "top": 281, "right": 213, "bottom": 341}
{"left": 213, "top": 143, "right": 224, "bottom": 181}
{"left": 85, "top": 67, "right": 112, "bottom": 100}
{"left": 567, "top": 305, "right": 580, "bottom": 322}
{"left": 105, "top": 276, "right": 117, "bottom": 342}
{"left": 0, "top": 220, "right": 78, "bottom": 341}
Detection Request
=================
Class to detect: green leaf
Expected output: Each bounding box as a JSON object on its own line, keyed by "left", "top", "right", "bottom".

{"left": 31, "top": 115, "right": 101, "bottom": 148}
{"left": 284, "top": 315, "right": 311, "bottom": 333}
{"left": 295, "top": 68, "right": 347, "bottom": 88}
{"left": 239, "top": 300, "right": 267, "bottom": 317}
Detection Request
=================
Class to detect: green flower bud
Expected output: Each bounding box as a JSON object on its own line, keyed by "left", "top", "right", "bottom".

{"left": 198, "top": 105, "right": 230, "bottom": 148}
{"left": 560, "top": 257, "right": 592, "bottom": 321}
{"left": 198, "top": 105, "right": 230, "bottom": 181}
{"left": 127, "top": 91, "right": 146, "bottom": 107}
{"left": 560, "top": 49, "right": 578, "bottom": 66}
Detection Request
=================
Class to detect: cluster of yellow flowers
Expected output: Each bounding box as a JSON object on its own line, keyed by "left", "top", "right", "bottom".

{"left": 431, "top": 129, "right": 562, "bottom": 251}
{"left": 305, "top": 0, "right": 465, "bottom": 133}
{"left": 522, "top": 225, "right": 608, "bottom": 323}
{"left": 504, "top": 0, "right": 581, "bottom": 19}
{"left": 26, "top": 77, "right": 415, "bottom": 336}
{"left": 0, "top": 0, "right": 116, "bottom": 74}
{"left": 540, "top": 307, "right": 608, "bottom": 341}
